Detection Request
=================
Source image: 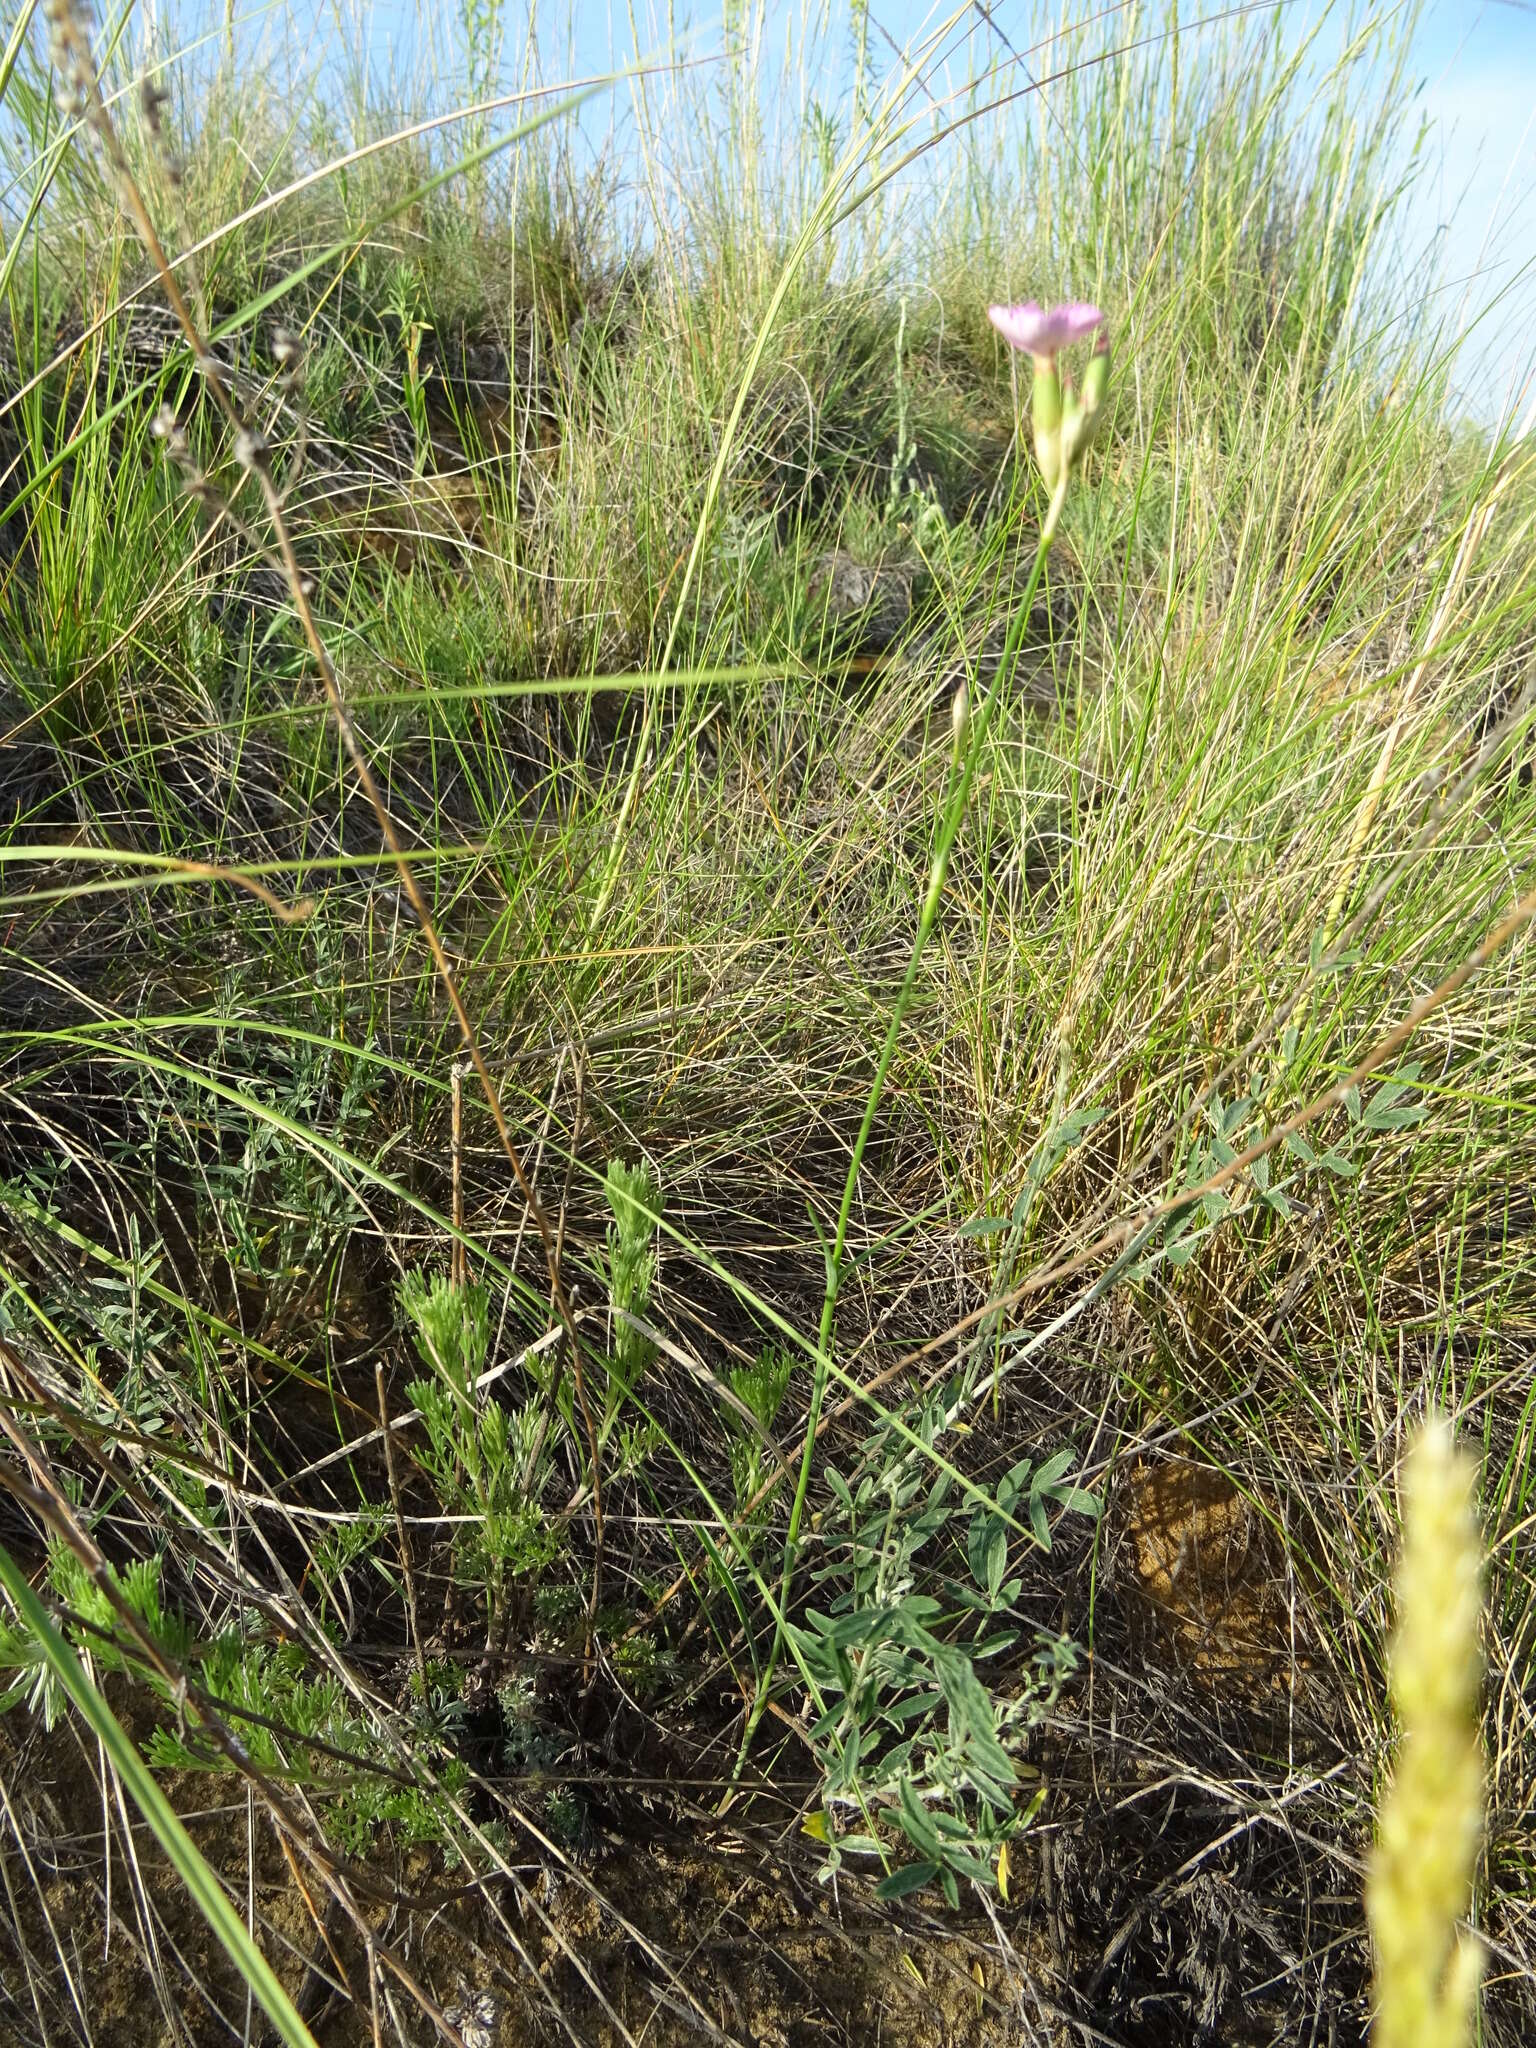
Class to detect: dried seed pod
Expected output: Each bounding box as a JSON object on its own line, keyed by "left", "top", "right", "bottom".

{"left": 233, "top": 427, "right": 268, "bottom": 471}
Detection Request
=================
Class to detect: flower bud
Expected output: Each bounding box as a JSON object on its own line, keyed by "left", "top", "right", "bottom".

{"left": 1031, "top": 355, "right": 1063, "bottom": 490}
{"left": 1082, "top": 330, "right": 1110, "bottom": 416}
{"left": 1058, "top": 384, "right": 1083, "bottom": 471}
{"left": 1060, "top": 334, "right": 1110, "bottom": 473}
{"left": 951, "top": 680, "right": 970, "bottom": 761}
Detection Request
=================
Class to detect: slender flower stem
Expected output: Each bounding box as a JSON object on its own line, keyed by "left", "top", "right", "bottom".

{"left": 750, "top": 468, "right": 1071, "bottom": 1728}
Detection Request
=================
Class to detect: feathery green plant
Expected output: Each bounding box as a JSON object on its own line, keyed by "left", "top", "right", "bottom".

{"left": 602, "top": 1157, "right": 661, "bottom": 1400}
{"left": 401, "top": 1271, "right": 557, "bottom": 1603}
{"left": 0, "top": 1534, "right": 187, "bottom": 1727}
{"left": 726, "top": 1343, "right": 794, "bottom": 1530}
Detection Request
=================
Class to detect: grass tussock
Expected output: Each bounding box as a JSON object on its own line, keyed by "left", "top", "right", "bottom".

{"left": 1, "top": 2, "right": 1534, "bottom": 2042}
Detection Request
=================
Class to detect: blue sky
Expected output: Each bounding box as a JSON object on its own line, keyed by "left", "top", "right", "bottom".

{"left": 1393, "top": 2, "right": 1536, "bottom": 425}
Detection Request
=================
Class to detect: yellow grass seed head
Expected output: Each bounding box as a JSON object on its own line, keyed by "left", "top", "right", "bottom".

{"left": 1366, "top": 1415, "right": 1485, "bottom": 2048}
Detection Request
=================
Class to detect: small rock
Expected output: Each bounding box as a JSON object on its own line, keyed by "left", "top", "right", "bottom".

{"left": 808, "top": 549, "right": 913, "bottom": 650}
